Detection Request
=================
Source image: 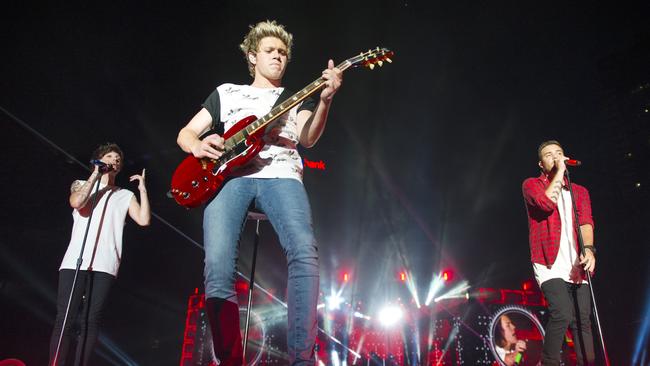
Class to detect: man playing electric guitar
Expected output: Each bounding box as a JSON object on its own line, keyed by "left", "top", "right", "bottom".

{"left": 176, "top": 20, "right": 342, "bottom": 365}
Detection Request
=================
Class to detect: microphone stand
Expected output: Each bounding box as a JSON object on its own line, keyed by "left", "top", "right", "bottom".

{"left": 564, "top": 167, "right": 610, "bottom": 366}
{"left": 51, "top": 172, "right": 104, "bottom": 366}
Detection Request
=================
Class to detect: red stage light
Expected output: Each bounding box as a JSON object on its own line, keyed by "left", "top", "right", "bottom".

{"left": 235, "top": 279, "right": 249, "bottom": 292}
{"left": 522, "top": 280, "right": 533, "bottom": 291}
{"left": 343, "top": 273, "right": 349, "bottom": 282}
{"left": 442, "top": 269, "right": 453, "bottom": 282}
{"left": 399, "top": 272, "right": 406, "bottom": 282}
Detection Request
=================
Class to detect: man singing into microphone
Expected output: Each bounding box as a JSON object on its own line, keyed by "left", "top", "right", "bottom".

{"left": 522, "top": 140, "right": 596, "bottom": 365}
{"left": 49, "top": 143, "right": 150, "bottom": 366}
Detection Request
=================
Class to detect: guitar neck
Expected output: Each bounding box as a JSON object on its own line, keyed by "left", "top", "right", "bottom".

{"left": 223, "top": 60, "right": 353, "bottom": 148}
{"left": 221, "top": 45, "right": 394, "bottom": 151}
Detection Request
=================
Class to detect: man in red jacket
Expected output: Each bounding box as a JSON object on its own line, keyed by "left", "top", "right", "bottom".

{"left": 522, "top": 140, "right": 596, "bottom": 365}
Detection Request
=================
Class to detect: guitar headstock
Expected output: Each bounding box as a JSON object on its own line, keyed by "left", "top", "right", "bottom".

{"left": 347, "top": 47, "right": 394, "bottom": 70}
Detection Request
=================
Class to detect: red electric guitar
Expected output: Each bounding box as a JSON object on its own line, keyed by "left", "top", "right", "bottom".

{"left": 170, "top": 47, "right": 394, "bottom": 208}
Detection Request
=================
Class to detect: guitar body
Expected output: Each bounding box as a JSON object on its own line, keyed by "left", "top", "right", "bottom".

{"left": 170, "top": 115, "right": 265, "bottom": 208}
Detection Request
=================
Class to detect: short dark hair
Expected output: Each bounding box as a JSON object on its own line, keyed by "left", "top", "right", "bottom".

{"left": 91, "top": 142, "right": 123, "bottom": 162}
{"left": 537, "top": 140, "right": 563, "bottom": 160}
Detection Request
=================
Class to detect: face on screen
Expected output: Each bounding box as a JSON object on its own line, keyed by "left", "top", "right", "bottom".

{"left": 490, "top": 308, "right": 544, "bottom": 366}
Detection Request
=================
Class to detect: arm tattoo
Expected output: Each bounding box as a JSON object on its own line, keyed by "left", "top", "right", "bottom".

{"left": 548, "top": 181, "right": 562, "bottom": 202}
{"left": 71, "top": 178, "right": 95, "bottom": 198}
{"left": 70, "top": 180, "right": 84, "bottom": 193}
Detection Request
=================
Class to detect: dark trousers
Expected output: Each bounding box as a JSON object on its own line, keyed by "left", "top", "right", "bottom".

{"left": 540, "top": 278, "right": 595, "bottom": 366}
{"left": 49, "top": 269, "right": 114, "bottom": 366}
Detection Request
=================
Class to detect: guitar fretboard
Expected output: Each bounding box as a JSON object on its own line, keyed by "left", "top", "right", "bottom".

{"left": 222, "top": 59, "right": 353, "bottom": 151}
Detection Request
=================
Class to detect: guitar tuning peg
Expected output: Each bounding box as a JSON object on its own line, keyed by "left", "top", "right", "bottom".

{"left": 386, "top": 58, "right": 393, "bottom": 63}
{"left": 377, "top": 60, "right": 383, "bottom": 67}
{"left": 368, "top": 63, "right": 375, "bottom": 70}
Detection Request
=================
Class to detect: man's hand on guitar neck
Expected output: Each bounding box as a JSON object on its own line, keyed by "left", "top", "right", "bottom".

{"left": 320, "top": 59, "right": 343, "bottom": 102}
{"left": 191, "top": 134, "right": 225, "bottom": 160}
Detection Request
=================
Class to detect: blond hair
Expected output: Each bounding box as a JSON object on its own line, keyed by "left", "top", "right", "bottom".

{"left": 239, "top": 20, "right": 293, "bottom": 77}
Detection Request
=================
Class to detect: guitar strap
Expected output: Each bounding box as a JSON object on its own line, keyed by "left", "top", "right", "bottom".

{"left": 272, "top": 87, "right": 294, "bottom": 108}
{"left": 205, "top": 87, "right": 295, "bottom": 138}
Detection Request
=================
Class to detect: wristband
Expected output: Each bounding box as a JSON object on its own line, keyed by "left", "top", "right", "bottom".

{"left": 584, "top": 245, "right": 596, "bottom": 255}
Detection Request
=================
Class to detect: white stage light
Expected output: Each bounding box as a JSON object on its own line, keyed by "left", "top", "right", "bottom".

{"left": 378, "top": 305, "right": 403, "bottom": 327}
{"left": 353, "top": 311, "right": 371, "bottom": 320}
{"left": 425, "top": 274, "right": 444, "bottom": 306}
{"left": 401, "top": 270, "right": 422, "bottom": 308}
{"left": 326, "top": 294, "right": 344, "bottom": 311}
{"left": 331, "top": 350, "right": 341, "bottom": 366}
{"left": 433, "top": 281, "right": 470, "bottom": 302}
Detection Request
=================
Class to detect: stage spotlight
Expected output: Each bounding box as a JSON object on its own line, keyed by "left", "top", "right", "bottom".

{"left": 433, "top": 281, "right": 470, "bottom": 303}
{"left": 353, "top": 311, "right": 371, "bottom": 320}
{"left": 331, "top": 350, "right": 341, "bottom": 366}
{"left": 378, "top": 305, "right": 403, "bottom": 327}
{"left": 522, "top": 279, "right": 534, "bottom": 291}
{"left": 399, "top": 271, "right": 406, "bottom": 282}
{"left": 632, "top": 283, "right": 650, "bottom": 365}
{"left": 326, "top": 293, "right": 344, "bottom": 311}
{"left": 424, "top": 273, "right": 444, "bottom": 306}
{"left": 401, "top": 270, "right": 421, "bottom": 308}
{"left": 442, "top": 269, "right": 453, "bottom": 282}
{"left": 338, "top": 269, "right": 352, "bottom": 284}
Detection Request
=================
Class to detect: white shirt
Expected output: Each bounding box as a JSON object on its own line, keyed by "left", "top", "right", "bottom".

{"left": 60, "top": 182, "right": 134, "bottom": 277}
{"left": 533, "top": 188, "right": 587, "bottom": 286}
{"left": 496, "top": 345, "right": 508, "bottom": 362}
{"left": 217, "top": 83, "right": 303, "bottom": 182}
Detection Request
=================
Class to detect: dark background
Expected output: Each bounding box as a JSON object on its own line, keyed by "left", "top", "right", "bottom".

{"left": 1, "top": 1, "right": 649, "bottom": 365}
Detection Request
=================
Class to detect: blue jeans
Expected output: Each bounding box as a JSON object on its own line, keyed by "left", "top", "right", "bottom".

{"left": 203, "top": 177, "right": 319, "bottom": 365}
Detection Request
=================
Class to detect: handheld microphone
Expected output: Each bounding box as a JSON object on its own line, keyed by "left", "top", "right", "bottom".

{"left": 514, "top": 338, "right": 527, "bottom": 364}
{"left": 565, "top": 159, "right": 581, "bottom": 167}
{"left": 515, "top": 352, "right": 523, "bottom": 364}
{"left": 90, "top": 159, "right": 114, "bottom": 173}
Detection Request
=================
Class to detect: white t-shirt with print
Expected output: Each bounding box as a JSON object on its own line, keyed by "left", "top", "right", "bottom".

{"left": 216, "top": 83, "right": 304, "bottom": 182}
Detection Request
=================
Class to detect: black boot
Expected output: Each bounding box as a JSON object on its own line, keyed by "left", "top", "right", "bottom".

{"left": 204, "top": 297, "right": 243, "bottom": 366}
